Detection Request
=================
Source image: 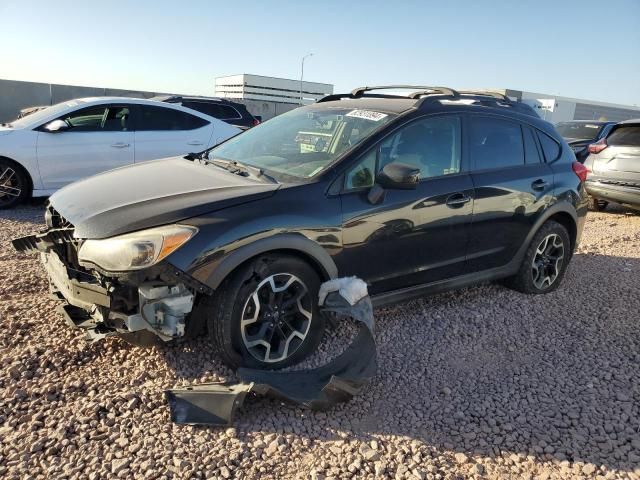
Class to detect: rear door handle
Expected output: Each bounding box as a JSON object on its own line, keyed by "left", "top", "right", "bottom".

{"left": 531, "top": 179, "right": 549, "bottom": 191}
{"left": 111, "top": 142, "right": 130, "bottom": 148}
{"left": 187, "top": 140, "right": 204, "bottom": 146}
{"left": 446, "top": 193, "right": 471, "bottom": 208}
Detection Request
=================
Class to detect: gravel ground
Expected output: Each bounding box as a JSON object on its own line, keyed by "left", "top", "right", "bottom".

{"left": 1, "top": 202, "right": 639, "bottom": 480}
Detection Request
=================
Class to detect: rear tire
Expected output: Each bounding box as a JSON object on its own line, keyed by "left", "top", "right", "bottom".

{"left": 0, "top": 158, "right": 30, "bottom": 209}
{"left": 588, "top": 196, "right": 608, "bottom": 211}
{"left": 205, "top": 254, "right": 325, "bottom": 370}
{"left": 503, "top": 221, "right": 571, "bottom": 294}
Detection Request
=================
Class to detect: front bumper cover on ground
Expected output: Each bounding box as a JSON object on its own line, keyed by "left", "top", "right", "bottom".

{"left": 166, "top": 286, "right": 377, "bottom": 426}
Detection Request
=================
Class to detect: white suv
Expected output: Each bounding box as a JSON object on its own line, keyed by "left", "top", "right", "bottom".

{"left": 0, "top": 97, "right": 241, "bottom": 208}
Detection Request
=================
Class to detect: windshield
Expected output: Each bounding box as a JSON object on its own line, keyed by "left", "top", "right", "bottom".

{"left": 555, "top": 122, "right": 603, "bottom": 140}
{"left": 9, "top": 100, "right": 85, "bottom": 128}
{"left": 208, "top": 105, "right": 397, "bottom": 179}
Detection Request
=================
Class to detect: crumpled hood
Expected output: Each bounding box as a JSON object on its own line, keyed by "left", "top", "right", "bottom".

{"left": 49, "top": 157, "right": 280, "bottom": 239}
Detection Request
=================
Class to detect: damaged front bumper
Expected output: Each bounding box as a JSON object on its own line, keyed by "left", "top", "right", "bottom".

{"left": 13, "top": 230, "right": 205, "bottom": 344}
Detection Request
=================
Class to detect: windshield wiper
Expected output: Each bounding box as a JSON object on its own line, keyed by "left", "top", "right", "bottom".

{"left": 0, "top": 122, "right": 12, "bottom": 128}
{"left": 203, "top": 158, "right": 277, "bottom": 184}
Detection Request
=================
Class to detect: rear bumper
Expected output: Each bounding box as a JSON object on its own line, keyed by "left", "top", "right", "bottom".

{"left": 585, "top": 180, "right": 640, "bottom": 209}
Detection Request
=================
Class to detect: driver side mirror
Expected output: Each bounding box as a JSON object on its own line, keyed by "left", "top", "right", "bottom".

{"left": 43, "top": 119, "right": 69, "bottom": 133}
{"left": 367, "top": 162, "right": 420, "bottom": 205}
{"left": 376, "top": 162, "right": 420, "bottom": 190}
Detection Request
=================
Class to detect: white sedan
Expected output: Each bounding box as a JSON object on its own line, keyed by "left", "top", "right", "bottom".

{"left": 0, "top": 97, "right": 241, "bottom": 208}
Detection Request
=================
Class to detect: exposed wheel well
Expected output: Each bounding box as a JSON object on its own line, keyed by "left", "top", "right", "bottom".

{"left": 0, "top": 156, "right": 33, "bottom": 197}
{"left": 225, "top": 249, "right": 332, "bottom": 285}
{"left": 547, "top": 211, "right": 577, "bottom": 252}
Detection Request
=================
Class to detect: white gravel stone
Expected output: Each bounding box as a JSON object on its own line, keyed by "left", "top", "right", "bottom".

{"left": 1, "top": 203, "right": 640, "bottom": 479}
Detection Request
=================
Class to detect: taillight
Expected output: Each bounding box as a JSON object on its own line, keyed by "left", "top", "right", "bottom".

{"left": 252, "top": 118, "right": 261, "bottom": 127}
{"left": 572, "top": 161, "right": 588, "bottom": 182}
{"left": 588, "top": 138, "right": 607, "bottom": 154}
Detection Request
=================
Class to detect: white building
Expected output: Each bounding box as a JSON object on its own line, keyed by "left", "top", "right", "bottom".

{"left": 215, "top": 74, "right": 333, "bottom": 106}
{"left": 486, "top": 88, "right": 640, "bottom": 123}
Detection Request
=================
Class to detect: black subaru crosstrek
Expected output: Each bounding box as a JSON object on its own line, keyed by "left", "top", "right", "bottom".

{"left": 13, "top": 86, "right": 588, "bottom": 370}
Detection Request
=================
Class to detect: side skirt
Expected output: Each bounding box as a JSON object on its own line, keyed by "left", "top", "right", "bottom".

{"left": 370, "top": 263, "right": 518, "bottom": 308}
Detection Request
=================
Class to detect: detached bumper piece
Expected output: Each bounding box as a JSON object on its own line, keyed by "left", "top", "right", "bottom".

{"left": 12, "top": 229, "right": 76, "bottom": 254}
{"left": 166, "top": 280, "right": 376, "bottom": 426}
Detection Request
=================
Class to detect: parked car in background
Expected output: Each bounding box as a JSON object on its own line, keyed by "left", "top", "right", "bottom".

{"left": 555, "top": 120, "right": 616, "bottom": 162}
{"left": 13, "top": 85, "right": 587, "bottom": 370}
{"left": 152, "top": 95, "right": 261, "bottom": 130}
{"left": 583, "top": 119, "right": 640, "bottom": 211}
{"left": 0, "top": 97, "right": 240, "bottom": 208}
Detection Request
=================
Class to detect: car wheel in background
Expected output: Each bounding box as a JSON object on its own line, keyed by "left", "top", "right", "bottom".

{"left": 503, "top": 220, "right": 571, "bottom": 294}
{"left": 0, "top": 158, "right": 30, "bottom": 209}
{"left": 205, "top": 254, "right": 325, "bottom": 369}
{"left": 588, "top": 196, "right": 609, "bottom": 211}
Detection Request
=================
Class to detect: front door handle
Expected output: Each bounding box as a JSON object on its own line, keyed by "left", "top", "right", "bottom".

{"left": 187, "top": 140, "right": 204, "bottom": 146}
{"left": 531, "top": 179, "right": 549, "bottom": 191}
{"left": 446, "top": 193, "right": 471, "bottom": 208}
{"left": 111, "top": 142, "right": 130, "bottom": 148}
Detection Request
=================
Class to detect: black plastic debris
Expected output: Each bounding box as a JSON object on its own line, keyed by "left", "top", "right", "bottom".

{"left": 166, "top": 278, "right": 377, "bottom": 426}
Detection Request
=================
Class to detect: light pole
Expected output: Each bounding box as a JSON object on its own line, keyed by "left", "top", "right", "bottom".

{"left": 299, "top": 53, "right": 313, "bottom": 105}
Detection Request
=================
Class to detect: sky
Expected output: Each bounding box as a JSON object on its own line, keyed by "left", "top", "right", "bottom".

{"left": 1, "top": 0, "right": 639, "bottom": 106}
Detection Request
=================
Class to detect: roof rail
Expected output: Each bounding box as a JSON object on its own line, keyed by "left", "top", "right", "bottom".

{"left": 316, "top": 86, "right": 460, "bottom": 104}
{"left": 351, "top": 85, "right": 459, "bottom": 98}
{"left": 457, "top": 90, "right": 510, "bottom": 101}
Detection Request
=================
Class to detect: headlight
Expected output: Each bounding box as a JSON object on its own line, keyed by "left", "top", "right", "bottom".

{"left": 78, "top": 225, "right": 198, "bottom": 271}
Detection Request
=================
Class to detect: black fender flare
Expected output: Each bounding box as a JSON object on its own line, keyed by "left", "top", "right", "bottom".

{"left": 508, "top": 202, "right": 578, "bottom": 271}
{"left": 204, "top": 233, "right": 339, "bottom": 290}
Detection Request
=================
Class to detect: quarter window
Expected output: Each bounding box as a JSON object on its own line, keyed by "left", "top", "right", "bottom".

{"left": 469, "top": 116, "right": 524, "bottom": 170}
{"left": 345, "top": 149, "right": 376, "bottom": 189}
{"left": 537, "top": 131, "right": 561, "bottom": 162}
{"left": 136, "top": 105, "right": 209, "bottom": 131}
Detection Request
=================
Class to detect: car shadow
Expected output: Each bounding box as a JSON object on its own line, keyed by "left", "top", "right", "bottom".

{"left": 161, "top": 252, "right": 640, "bottom": 474}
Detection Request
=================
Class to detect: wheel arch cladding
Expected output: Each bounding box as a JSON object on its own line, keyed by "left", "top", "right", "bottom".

{"left": 0, "top": 156, "right": 33, "bottom": 196}
{"left": 547, "top": 211, "right": 577, "bottom": 251}
{"left": 204, "top": 234, "right": 339, "bottom": 291}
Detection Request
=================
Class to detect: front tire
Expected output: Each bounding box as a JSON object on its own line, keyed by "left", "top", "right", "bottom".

{"left": 206, "top": 254, "right": 325, "bottom": 369}
{"left": 0, "top": 159, "right": 30, "bottom": 209}
{"left": 503, "top": 221, "right": 571, "bottom": 294}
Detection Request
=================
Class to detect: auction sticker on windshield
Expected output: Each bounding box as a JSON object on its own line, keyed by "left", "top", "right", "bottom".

{"left": 346, "top": 110, "right": 389, "bottom": 122}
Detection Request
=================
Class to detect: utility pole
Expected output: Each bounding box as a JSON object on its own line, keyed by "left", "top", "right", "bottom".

{"left": 300, "top": 53, "right": 314, "bottom": 105}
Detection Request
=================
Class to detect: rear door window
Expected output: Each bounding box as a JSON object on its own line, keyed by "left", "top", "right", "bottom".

{"left": 136, "top": 105, "right": 209, "bottom": 131}
{"left": 469, "top": 116, "right": 524, "bottom": 170}
{"left": 607, "top": 125, "right": 640, "bottom": 146}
